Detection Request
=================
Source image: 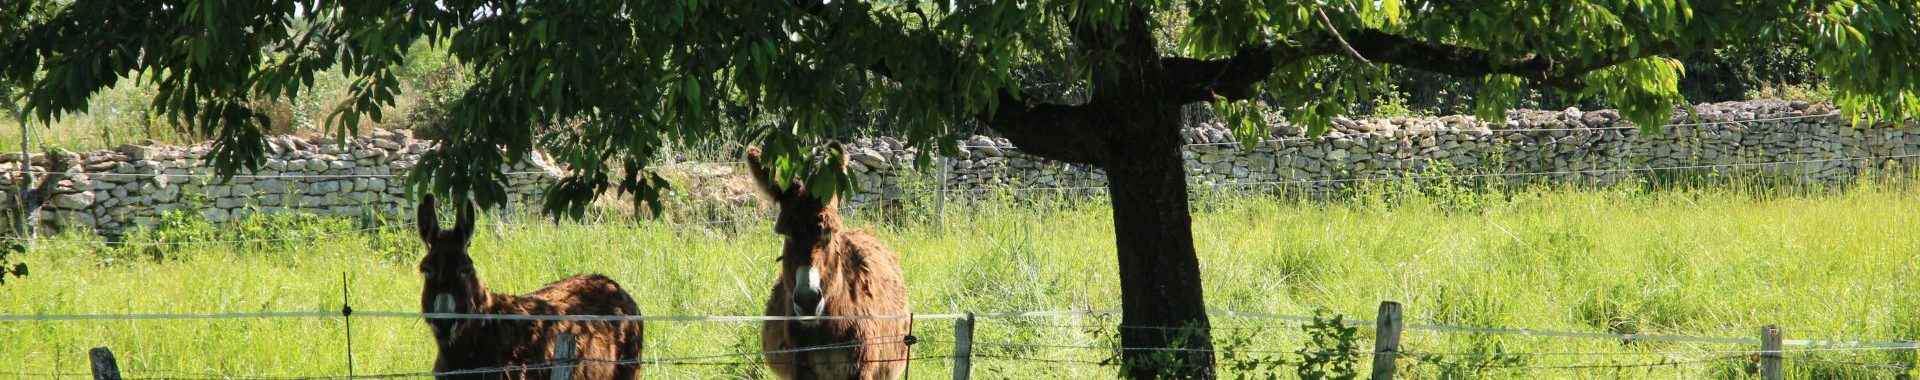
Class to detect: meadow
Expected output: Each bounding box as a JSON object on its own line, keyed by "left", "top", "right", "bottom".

{"left": 2, "top": 175, "right": 1918, "bottom": 379}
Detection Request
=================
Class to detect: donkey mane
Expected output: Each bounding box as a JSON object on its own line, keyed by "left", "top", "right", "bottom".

{"left": 747, "top": 146, "right": 913, "bottom": 380}
{"left": 417, "top": 194, "right": 645, "bottom": 380}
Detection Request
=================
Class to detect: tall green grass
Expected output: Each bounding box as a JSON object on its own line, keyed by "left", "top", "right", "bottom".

{"left": 2, "top": 176, "right": 1918, "bottom": 379}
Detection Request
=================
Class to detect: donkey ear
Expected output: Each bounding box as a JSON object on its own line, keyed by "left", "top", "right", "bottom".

{"left": 452, "top": 197, "right": 477, "bottom": 242}
{"left": 417, "top": 194, "right": 439, "bottom": 243}
{"left": 828, "top": 141, "right": 849, "bottom": 174}
{"left": 745, "top": 146, "right": 782, "bottom": 198}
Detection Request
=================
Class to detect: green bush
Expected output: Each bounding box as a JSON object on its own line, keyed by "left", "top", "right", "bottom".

{"left": 1295, "top": 310, "right": 1361, "bottom": 380}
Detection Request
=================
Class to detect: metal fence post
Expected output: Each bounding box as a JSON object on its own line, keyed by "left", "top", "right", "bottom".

{"left": 89, "top": 347, "right": 121, "bottom": 380}
{"left": 1760, "top": 325, "right": 1783, "bottom": 380}
{"left": 552, "top": 332, "right": 577, "bottom": 380}
{"left": 1370, "top": 301, "right": 1403, "bottom": 380}
{"left": 341, "top": 272, "right": 356, "bottom": 377}
{"left": 952, "top": 312, "right": 975, "bottom": 380}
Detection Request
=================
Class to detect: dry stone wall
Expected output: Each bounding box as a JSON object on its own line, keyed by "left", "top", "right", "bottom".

{"left": 842, "top": 100, "right": 1920, "bottom": 205}
{"left": 9, "top": 100, "right": 1914, "bottom": 235}
{"left": 0, "top": 129, "right": 561, "bottom": 235}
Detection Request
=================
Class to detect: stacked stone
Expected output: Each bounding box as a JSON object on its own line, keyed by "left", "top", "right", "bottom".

{"left": 841, "top": 136, "right": 913, "bottom": 206}
{"left": 0, "top": 128, "right": 562, "bottom": 235}
{"left": 838, "top": 100, "right": 1920, "bottom": 204}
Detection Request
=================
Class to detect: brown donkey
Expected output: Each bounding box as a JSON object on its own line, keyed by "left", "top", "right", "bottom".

{"left": 747, "top": 146, "right": 913, "bottom": 380}
{"left": 417, "top": 194, "right": 645, "bottom": 379}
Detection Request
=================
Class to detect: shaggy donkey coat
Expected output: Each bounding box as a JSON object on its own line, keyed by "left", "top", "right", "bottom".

{"left": 417, "top": 194, "right": 645, "bottom": 380}
{"left": 748, "top": 146, "right": 913, "bottom": 380}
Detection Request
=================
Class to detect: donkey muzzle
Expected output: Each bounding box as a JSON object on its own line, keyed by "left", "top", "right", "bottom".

{"left": 433, "top": 293, "right": 457, "bottom": 314}
{"left": 791, "top": 266, "right": 825, "bottom": 325}
{"left": 428, "top": 293, "right": 461, "bottom": 343}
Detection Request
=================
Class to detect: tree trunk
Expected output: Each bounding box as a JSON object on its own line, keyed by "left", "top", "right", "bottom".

{"left": 1105, "top": 103, "right": 1215, "bottom": 379}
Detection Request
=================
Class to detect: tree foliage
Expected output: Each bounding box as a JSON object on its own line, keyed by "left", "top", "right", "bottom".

{"left": 1, "top": 1, "right": 1914, "bottom": 210}
{"left": 3, "top": 1, "right": 1918, "bottom": 373}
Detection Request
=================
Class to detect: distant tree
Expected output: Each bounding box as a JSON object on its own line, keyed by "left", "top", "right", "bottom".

{"left": 4, "top": 1, "right": 1918, "bottom": 376}
{"left": 0, "top": 0, "right": 64, "bottom": 285}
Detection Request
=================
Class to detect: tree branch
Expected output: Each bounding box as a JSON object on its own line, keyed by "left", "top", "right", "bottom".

{"left": 1329, "top": 29, "right": 1684, "bottom": 91}
{"left": 795, "top": 0, "right": 1111, "bottom": 166}
{"left": 1161, "top": 28, "right": 1689, "bottom": 104}
{"left": 1315, "top": 9, "right": 1373, "bottom": 66}
{"left": 973, "top": 91, "right": 1110, "bottom": 166}
{"left": 1162, "top": 46, "right": 1302, "bottom": 103}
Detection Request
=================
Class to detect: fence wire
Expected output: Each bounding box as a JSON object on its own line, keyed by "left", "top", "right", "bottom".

{"left": 1405, "top": 353, "right": 1749, "bottom": 371}
{"left": 10, "top": 308, "right": 1920, "bottom": 378}
{"left": 7, "top": 309, "right": 1920, "bottom": 351}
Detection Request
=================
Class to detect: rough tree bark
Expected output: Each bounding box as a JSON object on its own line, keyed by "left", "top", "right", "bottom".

{"left": 1102, "top": 105, "right": 1217, "bottom": 378}
{"left": 987, "top": 8, "right": 1223, "bottom": 378}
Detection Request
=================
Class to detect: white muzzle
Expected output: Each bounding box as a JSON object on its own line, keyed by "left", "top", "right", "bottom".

{"left": 433, "top": 293, "right": 457, "bottom": 313}
{"left": 791, "top": 266, "right": 826, "bottom": 324}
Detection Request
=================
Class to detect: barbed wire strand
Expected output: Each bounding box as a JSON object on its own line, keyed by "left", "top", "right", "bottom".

{"left": 972, "top": 353, "right": 1113, "bottom": 366}
{"left": 1406, "top": 353, "right": 1747, "bottom": 371}
{"left": 983, "top": 319, "right": 1305, "bottom": 332}
{"left": 0, "top": 170, "right": 554, "bottom": 179}
{"left": 0, "top": 225, "right": 393, "bottom": 245}
{"left": 926, "top": 339, "right": 1369, "bottom": 357}
{"left": 10, "top": 326, "right": 1914, "bottom": 377}
{"left": 8, "top": 308, "right": 1920, "bottom": 351}
{"left": 1788, "top": 357, "right": 1915, "bottom": 372}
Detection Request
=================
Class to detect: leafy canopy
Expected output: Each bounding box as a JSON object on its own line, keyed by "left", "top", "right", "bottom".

{"left": 2, "top": 0, "right": 1916, "bottom": 213}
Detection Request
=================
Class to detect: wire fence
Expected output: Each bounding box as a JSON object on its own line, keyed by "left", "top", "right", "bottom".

{"left": 5, "top": 306, "right": 1917, "bottom": 379}
{"left": 0, "top": 170, "right": 556, "bottom": 180}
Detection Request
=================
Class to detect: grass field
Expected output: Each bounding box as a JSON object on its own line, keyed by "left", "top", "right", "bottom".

{"left": 2, "top": 177, "right": 1919, "bottom": 379}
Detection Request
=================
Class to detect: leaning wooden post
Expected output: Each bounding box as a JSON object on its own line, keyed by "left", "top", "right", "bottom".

{"left": 89, "top": 347, "right": 121, "bottom": 380}
{"left": 952, "top": 312, "right": 975, "bottom": 380}
{"left": 551, "top": 332, "right": 577, "bottom": 380}
{"left": 1370, "top": 302, "right": 1404, "bottom": 380}
{"left": 2, "top": 90, "right": 34, "bottom": 245}
{"left": 1760, "top": 325, "right": 1783, "bottom": 380}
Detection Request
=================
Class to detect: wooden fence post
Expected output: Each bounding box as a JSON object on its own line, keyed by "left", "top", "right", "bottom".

{"left": 952, "top": 312, "right": 975, "bottom": 380}
{"left": 551, "top": 332, "right": 577, "bottom": 380}
{"left": 89, "top": 347, "right": 120, "bottom": 380}
{"left": 1760, "top": 325, "right": 1783, "bottom": 380}
{"left": 1370, "top": 302, "right": 1404, "bottom": 380}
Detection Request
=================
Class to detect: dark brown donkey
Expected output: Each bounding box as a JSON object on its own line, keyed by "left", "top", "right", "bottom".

{"left": 417, "top": 194, "right": 645, "bottom": 379}
{"left": 747, "top": 146, "right": 912, "bottom": 380}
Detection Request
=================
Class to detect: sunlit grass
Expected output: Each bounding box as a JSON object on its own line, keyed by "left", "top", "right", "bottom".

{"left": 3, "top": 176, "right": 1918, "bottom": 379}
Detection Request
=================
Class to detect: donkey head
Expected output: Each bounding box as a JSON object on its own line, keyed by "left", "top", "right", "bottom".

{"left": 416, "top": 194, "right": 486, "bottom": 346}
{"left": 746, "top": 145, "right": 846, "bottom": 324}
